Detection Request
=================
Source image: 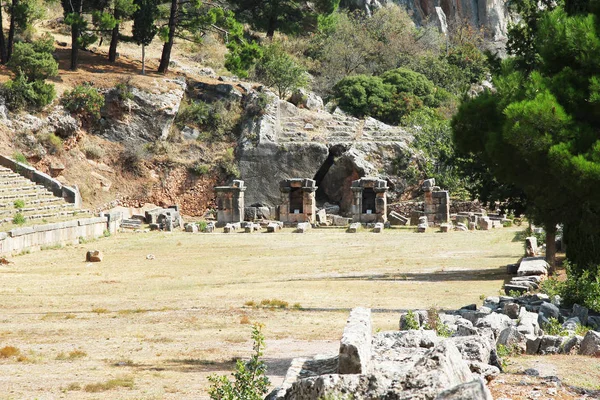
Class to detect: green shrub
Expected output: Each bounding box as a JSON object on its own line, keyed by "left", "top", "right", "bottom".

{"left": 225, "top": 40, "right": 263, "bottom": 78}
{"left": 332, "top": 68, "right": 448, "bottom": 125}
{"left": 114, "top": 83, "right": 134, "bottom": 102}
{"left": 13, "top": 200, "right": 25, "bottom": 209}
{"left": 62, "top": 84, "right": 105, "bottom": 120}
{"left": 208, "top": 323, "right": 270, "bottom": 400}
{"left": 177, "top": 100, "right": 242, "bottom": 141}
{"left": 82, "top": 143, "right": 105, "bottom": 160}
{"left": 7, "top": 40, "right": 58, "bottom": 82}
{"left": 13, "top": 152, "right": 28, "bottom": 165}
{"left": 13, "top": 213, "right": 26, "bottom": 225}
{"left": 40, "top": 133, "right": 63, "bottom": 155}
{"left": 254, "top": 44, "right": 308, "bottom": 99}
{"left": 402, "top": 310, "right": 420, "bottom": 330}
{"left": 543, "top": 317, "right": 568, "bottom": 336}
{"left": 198, "top": 221, "right": 208, "bottom": 232}
{"left": 218, "top": 148, "right": 240, "bottom": 178}
{"left": 424, "top": 308, "right": 453, "bottom": 337}
{"left": 1, "top": 74, "right": 56, "bottom": 111}
{"left": 189, "top": 163, "right": 211, "bottom": 176}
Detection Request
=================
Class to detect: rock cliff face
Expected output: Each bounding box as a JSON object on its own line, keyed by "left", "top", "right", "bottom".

{"left": 238, "top": 91, "right": 415, "bottom": 213}
{"left": 346, "top": 0, "right": 511, "bottom": 53}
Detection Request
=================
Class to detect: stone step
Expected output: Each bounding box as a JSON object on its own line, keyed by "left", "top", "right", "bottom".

{"left": 0, "top": 179, "right": 38, "bottom": 186}
{"left": 0, "top": 184, "right": 44, "bottom": 193}
{"left": 0, "top": 173, "right": 22, "bottom": 179}
{"left": 0, "top": 192, "right": 55, "bottom": 201}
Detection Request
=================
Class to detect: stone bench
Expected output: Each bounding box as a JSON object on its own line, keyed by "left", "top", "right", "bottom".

{"left": 267, "top": 222, "right": 283, "bottom": 232}
{"left": 372, "top": 223, "right": 384, "bottom": 233}
{"left": 223, "top": 222, "right": 241, "bottom": 233}
{"left": 244, "top": 222, "right": 261, "bottom": 233}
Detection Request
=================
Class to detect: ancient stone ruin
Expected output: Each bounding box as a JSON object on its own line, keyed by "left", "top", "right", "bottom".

{"left": 350, "top": 178, "right": 388, "bottom": 224}
{"left": 279, "top": 178, "right": 317, "bottom": 224}
{"left": 268, "top": 307, "right": 495, "bottom": 399}
{"left": 214, "top": 180, "right": 245, "bottom": 227}
{"left": 423, "top": 178, "right": 450, "bottom": 224}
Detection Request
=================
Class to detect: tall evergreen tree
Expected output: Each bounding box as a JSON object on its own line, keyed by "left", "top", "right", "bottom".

{"left": 132, "top": 0, "right": 158, "bottom": 74}
{"left": 108, "top": 0, "right": 138, "bottom": 62}
{"left": 452, "top": 1, "right": 600, "bottom": 271}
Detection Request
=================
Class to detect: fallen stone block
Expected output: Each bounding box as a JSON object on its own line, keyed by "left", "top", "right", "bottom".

{"left": 338, "top": 307, "right": 372, "bottom": 374}
{"left": 347, "top": 223, "right": 361, "bottom": 233}
{"left": 267, "top": 222, "right": 282, "bottom": 232}
{"left": 373, "top": 222, "right": 384, "bottom": 233}
{"left": 185, "top": 223, "right": 198, "bottom": 233}
{"left": 295, "top": 222, "right": 311, "bottom": 233}
{"left": 579, "top": 331, "right": 600, "bottom": 356}
{"left": 417, "top": 223, "right": 428, "bottom": 233}
{"left": 316, "top": 209, "right": 327, "bottom": 225}
{"left": 434, "top": 377, "right": 493, "bottom": 400}
{"left": 418, "top": 216, "right": 428, "bottom": 225}
{"left": 478, "top": 217, "right": 491, "bottom": 230}
{"left": 86, "top": 250, "right": 103, "bottom": 262}
{"left": 525, "top": 236, "right": 538, "bottom": 256}
{"left": 204, "top": 222, "right": 216, "bottom": 233}
{"left": 331, "top": 215, "right": 351, "bottom": 227}
{"left": 223, "top": 223, "right": 240, "bottom": 233}
{"left": 388, "top": 210, "right": 408, "bottom": 226}
{"left": 440, "top": 224, "right": 451, "bottom": 233}
{"left": 517, "top": 257, "right": 549, "bottom": 277}
{"left": 454, "top": 222, "right": 468, "bottom": 232}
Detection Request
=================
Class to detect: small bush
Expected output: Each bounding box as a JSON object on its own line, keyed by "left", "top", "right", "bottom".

{"left": 208, "top": 323, "right": 270, "bottom": 400}
{"left": 218, "top": 148, "right": 240, "bottom": 178}
{"left": 114, "top": 83, "right": 134, "bottom": 102}
{"left": 424, "top": 308, "right": 453, "bottom": 337}
{"left": 13, "top": 213, "right": 26, "bottom": 225}
{"left": 13, "top": 199, "right": 25, "bottom": 209}
{"left": 542, "top": 317, "right": 568, "bottom": 336}
{"left": 83, "top": 143, "right": 105, "bottom": 160}
{"left": 1, "top": 74, "right": 56, "bottom": 111}
{"left": 62, "top": 84, "right": 105, "bottom": 120}
{"left": 198, "top": 221, "right": 208, "bottom": 232}
{"left": 177, "top": 100, "right": 242, "bottom": 141}
{"left": 254, "top": 44, "right": 308, "bottom": 99}
{"left": 40, "top": 133, "right": 63, "bottom": 155}
{"left": 0, "top": 346, "right": 20, "bottom": 358}
{"left": 13, "top": 152, "right": 28, "bottom": 164}
{"left": 7, "top": 39, "right": 58, "bottom": 81}
{"left": 120, "top": 148, "right": 146, "bottom": 177}
{"left": 402, "top": 310, "right": 420, "bottom": 330}
{"left": 260, "top": 299, "right": 288, "bottom": 309}
{"left": 189, "top": 163, "right": 211, "bottom": 176}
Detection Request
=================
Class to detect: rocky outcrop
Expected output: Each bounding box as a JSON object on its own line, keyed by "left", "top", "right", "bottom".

{"left": 97, "top": 78, "right": 186, "bottom": 143}
{"left": 238, "top": 95, "right": 414, "bottom": 211}
{"left": 345, "top": 0, "right": 511, "bottom": 54}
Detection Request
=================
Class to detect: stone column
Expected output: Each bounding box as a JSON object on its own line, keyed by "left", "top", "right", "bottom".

{"left": 214, "top": 180, "right": 245, "bottom": 227}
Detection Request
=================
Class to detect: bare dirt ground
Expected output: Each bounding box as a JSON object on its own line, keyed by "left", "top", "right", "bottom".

{"left": 0, "top": 226, "right": 522, "bottom": 399}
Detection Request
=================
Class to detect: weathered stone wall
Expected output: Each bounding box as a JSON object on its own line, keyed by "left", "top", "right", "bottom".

{"left": 0, "top": 216, "right": 108, "bottom": 254}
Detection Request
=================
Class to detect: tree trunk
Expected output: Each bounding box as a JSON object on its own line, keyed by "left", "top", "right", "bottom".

{"left": 0, "top": 4, "right": 7, "bottom": 64}
{"left": 141, "top": 44, "right": 145, "bottom": 75}
{"left": 108, "top": 10, "right": 120, "bottom": 62}
{"left": 70, "top": 23, "right": 79, "bottom": 70}
{"left": 545, "top": 223, "right": 557, "bottom": 275}
{"left": 108, "top": 23, "right": 120, "bottom": 62}
{"left": 7, "top": 0, "right": 17, "bottom": 60}
{"left": 266, "top": 14, "right": 276, "bottom": 38}
{"left": 158, "top": 0, "right": 177, "bottom": 73}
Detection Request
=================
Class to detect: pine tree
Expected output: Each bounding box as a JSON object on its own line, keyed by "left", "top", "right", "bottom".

{"left": 132, "top": 0, "right": 158, "bottom": 74}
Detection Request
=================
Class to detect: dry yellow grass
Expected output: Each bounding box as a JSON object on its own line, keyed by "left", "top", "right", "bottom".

{"left": 0, "top": 226, "right": 532, "bottom": 398}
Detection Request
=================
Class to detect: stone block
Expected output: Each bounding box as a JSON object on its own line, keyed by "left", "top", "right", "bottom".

{"left": 468, "top": 222, "right": 476, "bottom": 231}
{"left": 267, "top": 222, "right": 281, "bottom": 233}
{"left": 185, "top": 223, "right": 198, "bottom": 233}
{"left": 373, "top": 223, "right": 384, "bottom": 233}
{"left": 572, "top": 303, "right": 589, "bottom": 326}
{"left": 204, "top": 222, "right": 216, "bottom": 233}
{"left": 454, "top": 223, "right": 468, "bottom": 232}
{"left": 332, "top": 215, "right": 351, "bottom": 227}
{"left": 526, "top": 335, "right": 541, "bottom": 355}
{"left": 338, "top": 307, "right": 372, "bottom": 374}
{"left": 434, "top": 378, "right": 493, "bottom": 400}
{"left": 388, "top": 211, "right": 408, "bottom": 226}
{"left": 506, "top": 263, "right": 519, "bottom": 274}
{"left": 478, "top": 217, "right": 491, "bottom": 230}
{"left": 316, "top": 209, "right": 327, "bottom": 224}
{"left": 517, "top": 257, "right": 548, "bottom": 277}
{"left": 440, "top": 224, "right": 451, "bottom": 233}
{"left": 579, "top": 331, "right": 600, "bottom": 356}
{"left": 525, "top": 236, "right": 538, "bottom": 256}
{"left": 347, "top": 223, "right": 361, "bottom": 233}
{"left": 224, "top": 223, "right": 239, "bottom": 233}
{"left": 295, "top": 222, "right": 310, "bottom": 233}
{"left": 417, "top": 223, "right": 428, "bottom": 233}
{"left": 418, "top": 216, "right": 428, "bottom": 225}
{"left": 86, "top": 250, "right": 103, "bottom": 262}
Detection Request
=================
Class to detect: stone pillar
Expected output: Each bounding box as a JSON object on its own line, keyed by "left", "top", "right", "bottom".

{"left": 351, "top": 178, "right": 388, "bottom": 223}
{"left": 279, "top": 178, "right": 317, "bottom": 224}
{"left": 214, "top": 180, "right": 245, "bottom": 227}
{"left": 422, "top": 178, "right": 450, "bottom": 225}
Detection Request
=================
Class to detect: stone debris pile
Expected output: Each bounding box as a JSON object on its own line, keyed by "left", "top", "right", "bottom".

{"left": 267, "top": 307, "right": 495, "bottom": 400}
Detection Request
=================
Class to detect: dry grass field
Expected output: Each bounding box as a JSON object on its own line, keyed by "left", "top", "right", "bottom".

{"left": 0, "top": 225, "right": 594, "bottom": 399}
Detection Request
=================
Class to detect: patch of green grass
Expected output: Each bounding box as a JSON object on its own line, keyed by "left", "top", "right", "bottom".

{"left": 12, "top": 212, "right": 26, "bottom": 226}
{"left": 13, "top": 199, "right": 25, "bottom": 209}
{"left": 83, "top": 376, "right": 134, "bottom": 392}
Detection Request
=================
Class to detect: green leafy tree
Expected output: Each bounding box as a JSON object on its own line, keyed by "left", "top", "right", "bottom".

{"left": 208, "top": 323, "right": 270, "bottom": 400}
{"left": 157, "top": 4, "right": 240, "bottom": 73}
{"left": 132, "top": 0, "right": 159, "bottom": 74}
{"left": 452, "top": 1, "right": 600, "bottom": 270}
{"left": 232, "top": 0, "right": 339, "bottom": 38}
{"left": 254, "top": 44, "right": 308, "bottom": 98}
